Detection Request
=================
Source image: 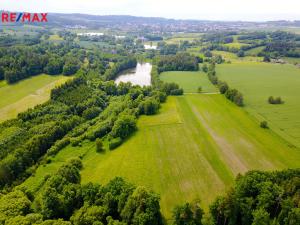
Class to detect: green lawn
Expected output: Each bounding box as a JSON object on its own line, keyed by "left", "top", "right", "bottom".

{"left": 217, "top": 62, "right": 300, "bottom": 148}
{"left": 20, "top": 95, "right": 300, "bottom": 219}
{"left": 0, "top": 74, "right": 71, "bottom": 122}
{"left": 160, "top": 71, "right": 218, "bottom": 93}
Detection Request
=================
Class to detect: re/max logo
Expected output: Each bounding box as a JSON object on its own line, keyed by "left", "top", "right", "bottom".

{"left": 1, "top": 12, "right": 48, "bottom": 23}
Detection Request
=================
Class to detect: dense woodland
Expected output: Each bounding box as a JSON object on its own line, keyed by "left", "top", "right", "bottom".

{"left": 0, "top": 42, "right": 85, "bottom": 83}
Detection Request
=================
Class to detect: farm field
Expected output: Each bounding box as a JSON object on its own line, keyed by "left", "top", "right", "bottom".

{"left": 20, "top": 94, "right": 300, "bottom": 218}
{"left": 217, "top": 62, "right": 300, "bottom": 148}
{"left": 0, "top": 74, "right": 71, "bottom": 122}
{"left": 160, "top": 71, "right": 218, "bottom": 93}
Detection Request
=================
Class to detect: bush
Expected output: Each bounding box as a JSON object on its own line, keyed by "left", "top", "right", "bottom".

{"left": 70, "top": 137, "right": 81, "bottom": 147}
{"left": 170, "top": 88, "right": 184, "bottom": 96}
{"left": 260, "top": 121, "right": 268, "bottom": 129}
{"left": 109, "top": 137, "right": 122, "bottom": 150}
{"left": 268, "top": 96, "right": 284, "bottom": 104}
{"left": 197, "top": 86, "right": 202, "bottom": 93}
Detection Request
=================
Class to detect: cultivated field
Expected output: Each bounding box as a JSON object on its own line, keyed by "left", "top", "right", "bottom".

{"left": 217, "top": 62, "right": 300, "bottom": 148}
{"left": 0, "top": 74, "right": 71, "bottom": 122}
{"left": 20, "top": 94, "right": 300, "bottom": 218}
{"left": 160, "top": 71, "right": 218, "bottom": 93}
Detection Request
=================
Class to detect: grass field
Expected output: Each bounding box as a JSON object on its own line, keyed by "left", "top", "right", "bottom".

{"left": 223, "top": 42, "right": 250, "bottom": 49}
{"left": 212, "top": 50, "right": 263, "bottom": 62}
{"left": 165, "top": 37, "right": 199, "bottom": 44}
{"left": 0, "top": 74, "right": 71, "bottom": 122}
{"left": 245, "top": 46, "right": 265, "bottom": 56}
{"left": 283, "top": 57, "right": 300, "bottom": 64}
{"left": 48, "top": 34, "right": 64, "bottom": 41}
{"left": 217, "top": 62, "right": 300, "bottom": 148}
{"left": 160, "top": 71, "right": 218, "bottom": 93}
{"left": 20, "top": 94, "right": 300, "bottom": 219}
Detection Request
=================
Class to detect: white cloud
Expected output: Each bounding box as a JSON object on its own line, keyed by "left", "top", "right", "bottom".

{"left": 0, "top": 0, "right": 299, "bottom": 21}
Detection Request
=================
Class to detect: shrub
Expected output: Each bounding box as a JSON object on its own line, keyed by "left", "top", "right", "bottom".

{"left": 197, "top": 86, "right": 202, "bottom": 93}
{"left": 71, "top": 137, "right": 81, "bottom": 147}
{"left": 109, "top": 137, "right": 122, "bottom": 150}
{"left": 268, "top": 96, "right": 284, "bottom": 104}
{"left": 170, "top": 88, "right": 184, "bottom": 96}
{"left": 260, "top": 121, "right": 268, "bottom": 129}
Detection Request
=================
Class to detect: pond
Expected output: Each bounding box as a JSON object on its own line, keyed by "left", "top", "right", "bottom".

{"left": 115, "top": 62, "right": 152, "bottom": 86}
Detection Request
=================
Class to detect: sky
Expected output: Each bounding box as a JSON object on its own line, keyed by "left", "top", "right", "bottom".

{"left": 1, "top": 0, "right": 300, "bottom": 21}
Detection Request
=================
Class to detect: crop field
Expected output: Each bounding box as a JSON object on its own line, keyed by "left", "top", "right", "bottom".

{"left": 160, "top": 71, "right": 218, "bottom": 93}
{"left": 20, "top": 94, "right": 300, "bottom": 218}
{"left": 0, "top": 74, "right": 71, "bottom": 122}
{"left": 217, "top": 62, "right": 300, "bottom": 148}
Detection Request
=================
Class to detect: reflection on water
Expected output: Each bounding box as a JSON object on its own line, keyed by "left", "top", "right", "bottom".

{"left": 144, "top": 44, "right": 157, "bottom": 50}
{"left": 115, "top": 63, "right": 152, "bottom": 86}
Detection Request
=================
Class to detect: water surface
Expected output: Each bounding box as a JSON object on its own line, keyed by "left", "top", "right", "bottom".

{"left": 115, "top": 63, "right": 152, "bottom": 86}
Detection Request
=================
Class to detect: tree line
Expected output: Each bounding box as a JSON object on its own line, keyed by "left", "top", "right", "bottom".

{"left": 0, "top": 158, "right": 298, "bottom": 225}
{"left": 205, "top": 62, "right": 244, "bottom": 107}
{"left": 0, "top": 159, "right": 163, "bottom": 225}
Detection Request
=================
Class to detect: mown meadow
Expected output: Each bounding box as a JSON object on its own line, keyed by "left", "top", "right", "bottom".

{"left": 0, "top": 74, "right": 71, "bottom": 122}
{"left": 217, "top": 61, "right": 300, "bottom": 148}
{"left": 20, "top": 94, "right": 300, "bottom": 218}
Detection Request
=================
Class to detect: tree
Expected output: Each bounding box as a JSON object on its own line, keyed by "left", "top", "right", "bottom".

{"left": 237, "top": 50, "right": 245, "bottom": 57}
{"left": 44, "top": 58, "right": 63, "bottom": 75}
{"left": 204, "top": 51, "right": 212, "bottom": 57}
{"left": 218, "top": 82, "right": 229, "bottom": 94}
{"left": 139, "top": 97, "right": 160, "bottom": 115}
{"left": 0, "top": 66, "right": 4, "bottom": 80}
{"left": 263, "top": 56, "right": 271, "bottom": 62}
{"left": 111, "top": 114, "right": 137, "bottom": 139}
{"left": 202, "top": 64, "right": 208, "bottom": 73}
{"left": 0, "top": 190, "right": 31, "bottom": 218}
{"left": 172, "top": 200, "right": 203, "bottom": 225}
{"left": 198, "top": 86, "right": 202, "bottom": 93}
{"left": 95, "top": 138, "right": 104, "bottom": 152}
{"left": 82, "top": 107, "right": 101, "bottom": 120}
{"left": 252, "top": 209, "right": 270, "bottom": 225}
{"left": 71, "top": 205, "right": 107, "bottom": 225}
{"left": 63, "top": 58, "right": 81, "bottom": 75}
{"left": 121, "top": 187, "right": 162, "bottom": 225}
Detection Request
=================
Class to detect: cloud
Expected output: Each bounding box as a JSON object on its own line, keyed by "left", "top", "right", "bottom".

{"left": 0, "top": 0, "right": 299, "bottom": 21}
